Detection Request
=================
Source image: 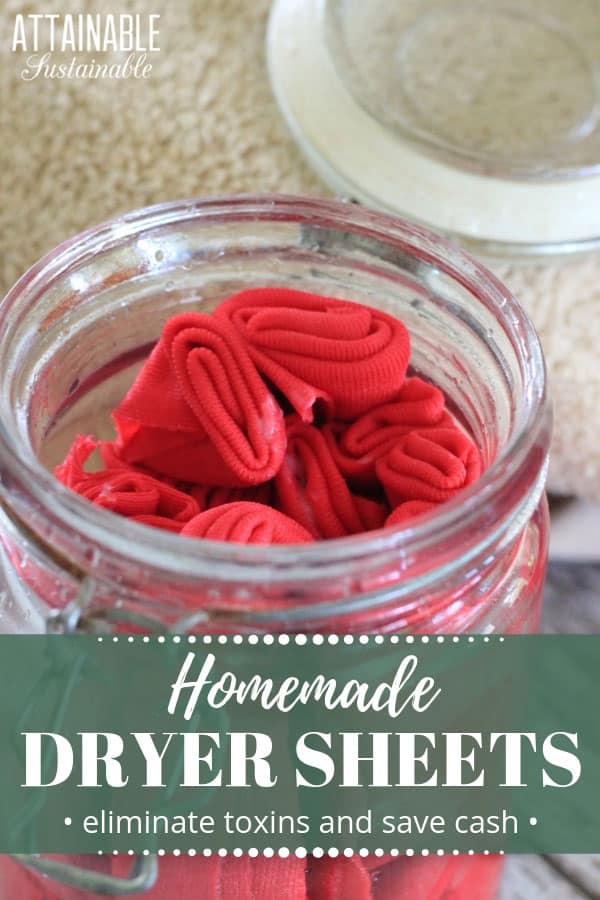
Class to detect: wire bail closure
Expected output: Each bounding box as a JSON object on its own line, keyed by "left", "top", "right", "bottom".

{"left": 9, "top": 538, "right": 249, "bottom": 895}
{"left": 45, "top": 577, "right": 213, "bottom": 636}
{"left": 9, "top": 578, "right": 194, "bottom": 896}
{"left": 14, "top": 854, "right": 159, "bottom": 896}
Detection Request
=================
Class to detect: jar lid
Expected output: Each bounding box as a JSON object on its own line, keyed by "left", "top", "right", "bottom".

{"left": 268, "top": 0, "right": 600, "bottom": 256}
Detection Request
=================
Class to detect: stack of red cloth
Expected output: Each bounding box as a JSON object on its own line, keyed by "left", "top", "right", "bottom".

{"left": 51, "top": 289, "right": 492, "bottom": 898}
{"left": 55, "top": 287, "right": 482, "bottom": 541}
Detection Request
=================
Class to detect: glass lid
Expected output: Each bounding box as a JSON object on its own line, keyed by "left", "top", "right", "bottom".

{"left": 267, "top": 0, "right": 600, "bottom": 256}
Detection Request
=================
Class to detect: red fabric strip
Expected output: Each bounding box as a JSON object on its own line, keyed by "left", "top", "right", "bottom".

{"left": 276, "top": 416, "right": 389, "bottom": 539}
{"left": 386, "top": 500, "right": 438, "bottom": 526}
{"left": 121, "top": 854, "right": 221, "bottom": 897}
{"left": 372, "top": 855, "right": 503, "bottom": 899}
{"left": 132, "top": 515, "right": 185, "bottom": 532}
{"left": 137, "top": 856, "right": 308, "bottom": 900}
{"left": 324, "top": 377, "right": 450, "bottom": 488}
{"left": 307, "top": 858, "right": 373, "bottom": 900}
{"left": 112, "top": 312, "right": 286, "bottom": 486}
{"left": 249, "top": 857, "right": 308, "bottom": 898}
{"left": 54, "top": 435, "right": 200, "bottom": 531}
{"left": 181, "top": 502, "right": 316, "bottom": 544}
{"left": 218, "top": 857, "right": 254, "bottom": 900}
{"left": 216, "top": 287, "right": 410, "bottom": 422}
{"left": 377, "top": 428, "right": 482, "bottom": 507}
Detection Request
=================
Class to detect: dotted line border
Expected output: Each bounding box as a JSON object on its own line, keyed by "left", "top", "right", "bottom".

{"left": 97, "top": 635, "right": 506, "bottom": 644}
{"left": 97, "top": 848, "right": 504, "bottom": 858}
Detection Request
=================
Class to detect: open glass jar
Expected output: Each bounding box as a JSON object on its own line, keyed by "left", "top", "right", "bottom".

{"left": 0, "top": 195, "right": 551, "bottom": 898}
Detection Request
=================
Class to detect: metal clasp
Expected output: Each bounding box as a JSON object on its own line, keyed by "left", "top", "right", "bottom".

{"left": 11, "top": 579, "right": 168, "bottom": 895}
{"left": 16, "top": 579, "right": 239, "bottom": 894}
{"left": 14, "top": 854, "right": 158, "bottom": 896}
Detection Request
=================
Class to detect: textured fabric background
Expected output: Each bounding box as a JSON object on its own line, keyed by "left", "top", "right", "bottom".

{"left": 1, "top": 0, "right": 598, "bottom": 498}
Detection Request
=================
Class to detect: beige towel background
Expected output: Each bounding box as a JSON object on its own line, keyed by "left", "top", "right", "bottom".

{"left": 1, "top": 0, "right": 598, "bottom": 499}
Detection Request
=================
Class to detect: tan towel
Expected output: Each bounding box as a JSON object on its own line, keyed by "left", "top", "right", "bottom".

{"left": 1, "top": 0, "right": 598, "bottom": 498}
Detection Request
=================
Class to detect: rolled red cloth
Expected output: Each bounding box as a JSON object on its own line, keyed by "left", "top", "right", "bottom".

{"left": 112, "top": 312, "right": 286, "bottom": 486}
{"left": 324, "top": 377, "right": 452, "bottom": 488}
{"left": 275, "top": 416, "right": 389, "bottom": 539}
{"left": 386, "top": 500, "right": 438, "bottom": 527}
{"left": 215, "top": 287, "right": 410, "bottom": 422}
{"left": 181, "top": 502, "right": 315, "bottom": 544}
{"left": 377, "top": 427, "right": 482, "bottom": 507}
{"left": 54, "top": 435, "right": 200, "bottom": 531}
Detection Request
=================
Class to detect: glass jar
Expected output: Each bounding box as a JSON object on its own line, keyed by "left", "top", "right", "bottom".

{"left": 0, "top": 195, "right": 551, "bottom": 898}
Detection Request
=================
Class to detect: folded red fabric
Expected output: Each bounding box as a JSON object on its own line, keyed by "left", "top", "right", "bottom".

{"left": 108, "top": 855, "right": 308, "bottom": 900}
{"left": 215, "top": 287, "right": 410, "bottom": 422}
{"left": 385, "top": 500, "right": 438, "bottom": 527}
{"left": 98, "top": 442, "right": 177, "bottom": 485}
{"left": 54, "top": 435, "right": 199, "bottom": 531}
{"left": 109, "top": 855, "right": 222, "bottom": 897}
{"left": 54, "top": 433, "right": 99, "bottom": 488}
{"left": 112, "top": 312, "right": 286, "bottom": 486}
{"left": 132, "top": 516, "right": 186, "bottom": 532}
{"left": 372, "top": 854, "right": 503, "bottom": 899}
{"left": 377, "top": 427, "right": 482, "bottom": 508}
{"left": 324, "top": 377, "right": 452, "bottom": 488}
{"left": 276, "top": 416, "right": 389, "bottom": 539}
{"left": 181, "top": 502, "right": 315, "bottom": 544}
{"left": 225, "top": 857, "right": 307, "bottom": 899}
{"left": 307, "top": 858, "right": 373, "bottom": 900}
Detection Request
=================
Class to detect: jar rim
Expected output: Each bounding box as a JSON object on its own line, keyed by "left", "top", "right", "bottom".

{"left": 0, "top": 194, "right": 551, "bottom": 589}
